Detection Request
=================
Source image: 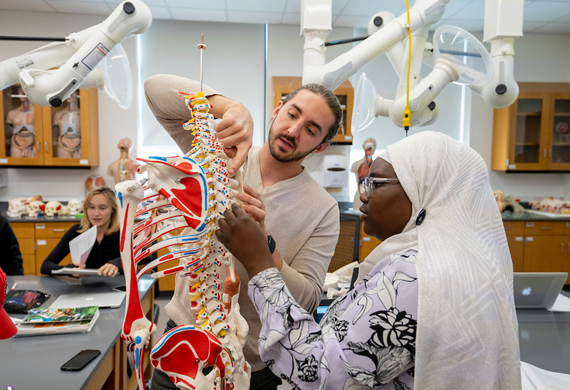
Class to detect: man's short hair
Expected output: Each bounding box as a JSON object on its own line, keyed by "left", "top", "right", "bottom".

{"left": 281, "top": 83, "right": 343, "bottom": 144}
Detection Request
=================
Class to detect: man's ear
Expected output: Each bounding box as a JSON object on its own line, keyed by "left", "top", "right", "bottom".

{"left": 312, "top": 142, "right": 330, "bottom": 154}
{"left": 272, "top": 101, "right": 283, "bottom": 119}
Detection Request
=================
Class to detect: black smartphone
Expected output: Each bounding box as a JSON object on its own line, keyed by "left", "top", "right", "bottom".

{"left": 60, "top": 349, "right": 101, "bottom": 371}
{"left": 113, "top": 285, "right": 126, "bottom": 292}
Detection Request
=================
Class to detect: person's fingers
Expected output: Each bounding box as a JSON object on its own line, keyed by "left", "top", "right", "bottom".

{"left": 223, "top": 206, "right": 238, "bottom": 223}
{"left": 238, "top": 185, "right": 264, "bottom": 210}
{"left": 228, "top": 146, "right": 248, "bottom": 176}
{"left": 231, "top": 202, "right": 248, "bottom": 219}
{"left": 242, "top": 204, "right": 265, "bottom": 223}
{"left": 224, "top": 146, "right": 237, "bottom": 159}
{"left": 218, "top": 133, "right": 243, "bottom": 148}
{"left": 215, "top": 117, "right": 234, "bottom": 134}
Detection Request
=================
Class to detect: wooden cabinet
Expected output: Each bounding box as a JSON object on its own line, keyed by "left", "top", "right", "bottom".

{"left": 11, "top": 221, "right": 77, "bottom": 275}
{"left": 273, "top": 76, "right": 354, "bottom": 144}
{"left": 0, "top": 86, "right": 99, "bottom": 167}
{"left": 504, "top": 222, "right": 524, "bottom": 272}
{"left": 502, "top": 220, "right": 570, "bottom": 279}
{"left": 492, "top": 83, "right": 570, "bottom": 171}
{"left": 359, "top": 221, "right": 381, "bottom": 263}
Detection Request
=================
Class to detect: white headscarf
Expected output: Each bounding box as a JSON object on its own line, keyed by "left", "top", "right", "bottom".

{"left": 358, "top": 131, "right": 521, "bottom": 389}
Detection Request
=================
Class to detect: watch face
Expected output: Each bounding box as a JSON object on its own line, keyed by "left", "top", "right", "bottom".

{"left": 267, "top": 235, "right": 276, "bottom": 254}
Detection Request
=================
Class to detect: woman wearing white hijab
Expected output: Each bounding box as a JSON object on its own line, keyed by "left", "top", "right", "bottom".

{"left": 217, "top": 131, "right": 521, "bottom": 389}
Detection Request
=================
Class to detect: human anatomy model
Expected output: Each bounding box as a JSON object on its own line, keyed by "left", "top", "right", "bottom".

{"left": 53, "top": 92, "right": 81, "bottom": 158}
{"left": 351, "top": 138, "right": 376, "bottom": 209}
{"left": 6, "top": 87, "right": 35, "bottom": 158}
{"left": 107, "top": 137, "right": 139, "bottom": 185}
{"left": 115, "top": 92, "right": 249, "bottom": 390}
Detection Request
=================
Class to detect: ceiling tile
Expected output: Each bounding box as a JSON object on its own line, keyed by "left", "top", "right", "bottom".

{"left": 228, "top": 10, "right": 282, "bottom": 24}
{"left": 281, "top": 12, "right": 300, "bottom": 25}
{"left": 522, "top": 21, "right": 549, "bottom": 32}
{"left": 333, "top": 14, "right": 371, "bottom": 28}
{"left": 438, "top": 0, "right": 478, "bottom": 19}
{"left": 165, "top": 0, "right": 225, "bottom": 10}
{"left": 142, "top": 0, "right": 167, "bottom": 5}
{"left": 227, "top": 0, "right": 287, "bottom": 13}
{"left": 0, "top": 0, "right": 55, "bottom": 12}
{"left": 523, "top": 1, "right": 570, "bottom": 22}
{"left": 331, "top": 0, "right": 349, "bottom": 14}
{"left": 169, "top": 7, "right": 227, "bottom": 22}
{"left": 341, "top": 0, "right": 405, "bottom": 16}
{"left": 533, "top": 22, "right": 570, "bottom": 33}
{"left": 46, "top": 1, "right": 112, "bottom": 15}
{"left": 285, "top": 0, "right": 300, "bottom": 13}
{"left": 148, "top": 5, "right": 171, "bottom": 19}
{"left": 447, "top": 0, "right": 485, "bottom": 20}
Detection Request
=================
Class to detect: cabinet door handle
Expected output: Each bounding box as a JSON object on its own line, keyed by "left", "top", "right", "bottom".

{"left": 36, "top": 141, "right": 40, "bottom": 152}
{"left": 53, "top": 229, "right": 66, "bottom": 232}
{"left": 562, "top": 243, "right": 564, "bottom": 254}
{"left": 568, "top": 243, "right": 570, "bottom": 253}
{"left": 549, "top": 149, "right": 552, "bottom": 159}
{"left": 45, "top": 142, "right": 48, "bottom": 153}
{"left": 544, "top": 149, "right": 547, "bottom": 159}
{"left": 505, "top": 227, "right": 511, "bottom": 230}
{"left": 541, "top": 227, "right": 551, "bottom": 230}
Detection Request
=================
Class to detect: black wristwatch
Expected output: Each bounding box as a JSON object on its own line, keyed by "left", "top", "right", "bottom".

{"left": 267, "top": 235, "right": 276, "bottom": 254}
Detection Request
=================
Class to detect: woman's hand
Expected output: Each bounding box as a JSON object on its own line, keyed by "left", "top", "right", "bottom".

{"left": 216, "top": 203, "right": 275, "bottom": 278}
{"left": 98, "top": 263, "right": 119, "bottom": 278}
{"left": 237, "top": 184, "right": 266, "bottom": 232}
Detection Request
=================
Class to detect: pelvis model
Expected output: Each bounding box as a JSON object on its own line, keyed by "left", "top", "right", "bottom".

{"left": 115, "top": 92, "right": 250, "bottom": 390}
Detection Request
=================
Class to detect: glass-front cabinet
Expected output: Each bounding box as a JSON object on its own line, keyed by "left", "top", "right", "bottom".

{"left": 0, "top": 86, "right": 99, "bottom": 167}
{"left": 550, "top": 94, "right": 570, "bottom": 168}
{"left": 492, "top": 83, "right": 570, "bottom": 171}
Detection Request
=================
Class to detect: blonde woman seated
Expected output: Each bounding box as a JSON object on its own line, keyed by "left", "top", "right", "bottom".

{"left": 217, "top": 131, "right": 522, "bottom": 389}
{"left": 41, "top": 186, "right": 122, "bottom": 278}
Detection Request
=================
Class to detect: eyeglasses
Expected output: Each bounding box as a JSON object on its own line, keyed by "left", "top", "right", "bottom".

{"left": 360, "top": 176, "right": 400, "bottom": 197}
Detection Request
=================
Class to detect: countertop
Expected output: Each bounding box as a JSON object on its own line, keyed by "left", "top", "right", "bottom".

{"left": 501, "top": 211, "right": 570, "bottom": 222}
{"left": 0, "top": 202, "right": 82, "bottom": 223}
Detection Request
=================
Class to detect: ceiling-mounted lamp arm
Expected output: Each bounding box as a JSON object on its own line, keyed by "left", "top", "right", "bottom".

{"left": 301, "top": 0, "right": 449, "bottom": 91}
{"left": 0, "top": 0, "right": 152, "bottom": 108}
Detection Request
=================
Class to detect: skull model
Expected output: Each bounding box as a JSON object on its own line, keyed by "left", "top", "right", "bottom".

{"left": 7, "top": 198, "right": 26, "bottom": 218}
{"left": 45, "top": 201, "right": 63, "bottom": 218}
{"left": 67, "top": 199, "right": 84, "bottom": 215}
{"left": 26, "top": 200, "right": 45, "bottom": 218}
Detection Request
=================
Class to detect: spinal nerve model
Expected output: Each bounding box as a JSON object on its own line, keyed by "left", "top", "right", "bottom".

{"left": 115, "top": 82, "right": 250, "bottom": 389}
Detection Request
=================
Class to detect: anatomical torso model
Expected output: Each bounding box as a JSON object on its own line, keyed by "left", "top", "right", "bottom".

{"left": 6, "top": 87, "right": 35, "bottom": 158}
{"left": 115, "top": 91, "right": 250, "bottom": 390}
{"left": 53, "top": 92, "right": 81, "bottom": 158}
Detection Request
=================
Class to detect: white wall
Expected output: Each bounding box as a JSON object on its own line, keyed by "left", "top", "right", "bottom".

{"left": 0, "top": 10, "right": 138, "bottom": 201}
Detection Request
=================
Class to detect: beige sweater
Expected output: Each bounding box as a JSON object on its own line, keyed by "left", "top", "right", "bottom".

{"left": 144, "top": 74, "right": 340, "bottom": 372}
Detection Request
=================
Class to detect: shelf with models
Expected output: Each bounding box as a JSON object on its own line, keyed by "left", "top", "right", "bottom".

{"left": 0, "top": 86, "right": 99, "bottom": 168}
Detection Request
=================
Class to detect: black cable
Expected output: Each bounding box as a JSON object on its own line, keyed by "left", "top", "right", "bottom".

{"left": 0, "top": 36, "right": 66, "bottom": 42}
{"left": 324, "top": 35, "right": 370, "bottom": 47}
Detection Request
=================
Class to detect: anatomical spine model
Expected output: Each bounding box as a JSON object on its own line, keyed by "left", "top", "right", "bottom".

{"left": 115, "top": 92, "right": 249, "bottom": 390}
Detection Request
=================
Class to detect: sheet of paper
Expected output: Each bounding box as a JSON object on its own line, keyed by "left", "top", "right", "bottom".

{"left": 548, "top": 294, "right": 570, "bottom": 312}
{"left": 52, "top": 268, "right": 100, "bottom": 276}
{"left": 69, "top": 225, "right": 97, "bottom": 266}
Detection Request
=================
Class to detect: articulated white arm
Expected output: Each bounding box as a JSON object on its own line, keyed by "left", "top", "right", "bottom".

{"left": 302, "top": 0, "right": 448, "bottom": 90}
{"left": 0, "top": 0, "right": 151, "bottom": 107}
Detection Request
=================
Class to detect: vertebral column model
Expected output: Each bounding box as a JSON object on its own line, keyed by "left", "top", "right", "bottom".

{"left": 115, "top": 92, "right": 250, "bottom": 390}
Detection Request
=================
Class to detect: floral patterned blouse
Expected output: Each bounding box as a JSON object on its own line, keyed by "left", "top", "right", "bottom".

{"left": 248, "top": 251, "right": 418, "bottom": 390}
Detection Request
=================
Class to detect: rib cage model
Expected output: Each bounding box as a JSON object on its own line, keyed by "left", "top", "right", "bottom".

{"left": 115, "top": 92, "right": 250, "bottom": 390}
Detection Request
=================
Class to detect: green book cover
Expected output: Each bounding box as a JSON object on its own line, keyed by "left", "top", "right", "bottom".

{"left": 22, "top": 306, "right": 98, "bottom": 323}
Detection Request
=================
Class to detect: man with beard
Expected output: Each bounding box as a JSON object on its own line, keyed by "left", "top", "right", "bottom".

{"left": 144, "top": 74, "right": 341, "bottom": 390}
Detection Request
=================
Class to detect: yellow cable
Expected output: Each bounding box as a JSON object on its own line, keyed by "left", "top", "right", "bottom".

{"left": 402, "top": 0, "right": 412, "bottom": 131}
